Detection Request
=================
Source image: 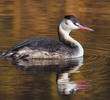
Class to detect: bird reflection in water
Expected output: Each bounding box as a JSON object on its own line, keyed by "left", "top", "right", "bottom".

{"left": 56, "top": 57, "right": 88, "bottom": 95}
{"left": 9, "top": 57, "right": 88, "bottom": 95}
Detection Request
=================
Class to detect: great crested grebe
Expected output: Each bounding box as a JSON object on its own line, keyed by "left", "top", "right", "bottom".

{"left": 1, "top": 15, "right": 94, "bottom": 59}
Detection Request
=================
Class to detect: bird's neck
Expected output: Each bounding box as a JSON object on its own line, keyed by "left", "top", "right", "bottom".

{"left": 58, "top": 24, "right": 84, "bottom": 57}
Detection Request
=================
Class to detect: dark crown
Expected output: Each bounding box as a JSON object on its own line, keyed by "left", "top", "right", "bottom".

{"left": 64, "top": 15, "right": 80, "bottom": 23}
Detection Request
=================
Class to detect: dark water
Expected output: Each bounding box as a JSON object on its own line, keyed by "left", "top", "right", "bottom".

{"left": 0, "top": 0, "right": 110, "bottom": 100}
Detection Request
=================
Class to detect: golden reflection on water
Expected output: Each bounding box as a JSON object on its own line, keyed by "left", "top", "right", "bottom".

{"left": 0, "top": 0, "right": 110, "bottom": 100}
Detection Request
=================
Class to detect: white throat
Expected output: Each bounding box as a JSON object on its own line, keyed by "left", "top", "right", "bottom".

{"left": 59, "top": 23, "right": 84, "bottom": 57}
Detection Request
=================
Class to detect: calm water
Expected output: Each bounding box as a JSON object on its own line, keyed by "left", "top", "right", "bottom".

{"left": 0, "top": 0, "right": 110, "bottom": 100}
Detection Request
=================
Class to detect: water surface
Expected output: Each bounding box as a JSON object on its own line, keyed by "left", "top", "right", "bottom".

{"left": 0, "top": 0, "right": 110, "bottom": 100}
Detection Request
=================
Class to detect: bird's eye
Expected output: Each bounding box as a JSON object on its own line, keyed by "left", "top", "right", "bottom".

{"left": 74, "top": 22, "right": 79, "bottom": 26}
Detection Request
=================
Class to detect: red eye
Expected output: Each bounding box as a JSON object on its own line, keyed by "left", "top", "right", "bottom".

{"left": 74, "top": 22, "right": 79, "bottom": 26}
{"left": 74, "top": 22, "right": 76, "bottom": 25}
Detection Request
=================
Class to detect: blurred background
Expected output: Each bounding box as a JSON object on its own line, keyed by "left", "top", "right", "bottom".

{"left": 0, "top": 0, "right": 110, "bottom": 100}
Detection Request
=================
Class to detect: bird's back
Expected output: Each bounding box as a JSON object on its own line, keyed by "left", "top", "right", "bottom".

{"left": 2, "top": 37, "right": 74, "bottom": 59}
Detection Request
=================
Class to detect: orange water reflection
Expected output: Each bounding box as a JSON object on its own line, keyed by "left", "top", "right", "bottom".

{"left": 0, "top": 0, "right": 110, "bottom": 100}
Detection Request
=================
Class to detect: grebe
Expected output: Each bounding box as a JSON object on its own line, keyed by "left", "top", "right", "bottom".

{"left": 1, "top": 15, "right": 94, "bottom": 59}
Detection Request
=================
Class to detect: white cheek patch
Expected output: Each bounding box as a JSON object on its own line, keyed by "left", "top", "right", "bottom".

{"left": 75, "top": 23, "right": 80, "bottom": 26}
{"left": 67, "top": 20, "right": 74, "bottom": 26}
{"left": 67, "top": 20, "right": 79, "bottom": 29}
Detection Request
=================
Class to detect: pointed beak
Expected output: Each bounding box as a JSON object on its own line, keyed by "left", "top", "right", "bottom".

{"left": 78, "top": 24, "right": 94, "bottom": 31}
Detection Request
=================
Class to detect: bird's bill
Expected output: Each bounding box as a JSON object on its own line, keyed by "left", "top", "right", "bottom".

{"left": 78, "top": 24, "right": 94, "bottom": 31}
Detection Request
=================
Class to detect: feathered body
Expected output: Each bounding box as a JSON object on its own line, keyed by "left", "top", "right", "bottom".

{"left": 2, "top": 37, "right": 78, "bottom": 59}
{"left": 1, "top": 15, "right": 93, "bottom": 59}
